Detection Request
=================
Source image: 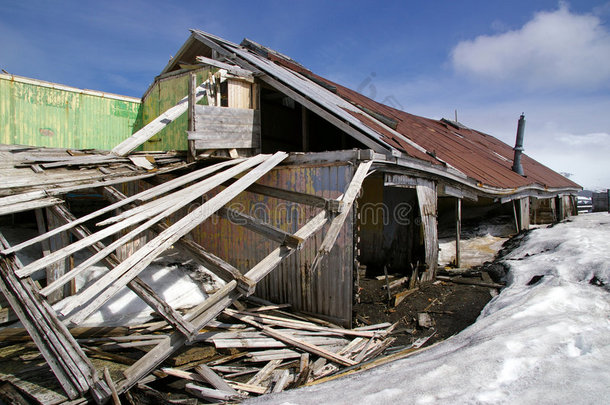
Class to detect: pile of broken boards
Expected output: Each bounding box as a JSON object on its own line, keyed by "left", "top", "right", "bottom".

{"left": 0, "top": 146, "right": 394, "bottom": 403}
{"left": 0, "top": 299, "right": 397, "bottom": 404}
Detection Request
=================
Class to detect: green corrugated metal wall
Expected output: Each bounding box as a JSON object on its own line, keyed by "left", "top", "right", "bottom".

{"left": 139, "top": 68, "right": 212, "bottom": 152}
{"left": 0, "top": 74, "right": 143, "bottom": 150}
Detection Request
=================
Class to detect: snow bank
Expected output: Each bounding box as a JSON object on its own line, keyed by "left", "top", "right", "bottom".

{"left": 249, "top": 213, "right": 610, "bottom": 404}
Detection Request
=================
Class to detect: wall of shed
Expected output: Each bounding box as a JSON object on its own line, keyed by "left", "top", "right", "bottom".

{"left": 0, "top": 74, "right": 142, "bottom": 149}
{"left": 138, "top": 68, "right": 212, "bottom": 152}
{"left": 193, "top": 162, "right": 355, "bottom": 327}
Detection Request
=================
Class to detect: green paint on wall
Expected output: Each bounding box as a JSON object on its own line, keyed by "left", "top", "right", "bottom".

{"left": 0, "top": 75, "right": 142, "bottom": 150}
{"left": 138, "top": 68, "right": 212, "bottom": 151}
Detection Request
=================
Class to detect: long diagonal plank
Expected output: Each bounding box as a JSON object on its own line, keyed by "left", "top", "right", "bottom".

{"left": 116, "top": 195, "right": 337, "bottom": 392}
{"left": 111, "top": 79, "right": 211, "bottom": 156}
{"left": 1, "top": 158, "right": 243, "bottom": 255}
{"left": 0, "top": 233, "right": 111, "bottom": 403}
{"left": 40, "top": 204, "right": 198, "bottom": 337}
{"left": 66, "top": 152, "right": 288, "bottom": 325}
{"left": 15, "top": 156, "right": 266, "bottom": 279}
{"left": 309, "top": 160, "right": 373, "bottom": 272}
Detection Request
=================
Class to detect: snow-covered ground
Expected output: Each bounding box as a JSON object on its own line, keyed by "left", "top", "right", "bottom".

{"left": 438, "top": 215, "right": 515, "bottom": 268}
{"left": 248, "top": 213, "right": 610, "bottom": 405}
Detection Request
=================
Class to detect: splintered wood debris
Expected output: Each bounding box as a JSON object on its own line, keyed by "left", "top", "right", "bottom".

{"left": 0, "top": 142, "right": 408, "bottom": 403}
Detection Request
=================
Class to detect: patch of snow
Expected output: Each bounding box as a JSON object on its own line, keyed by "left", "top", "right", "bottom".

{"left": 54, "top": 249, "right": 224, "bottom": 327}
{"left": 1, "top": 225, "right": 223, "bottom": 327}
{"left": 439, "top": 217, "right": 514, "bottom": 268}
{"left": 249, "top": 213, "right": 610, "bottom": 404}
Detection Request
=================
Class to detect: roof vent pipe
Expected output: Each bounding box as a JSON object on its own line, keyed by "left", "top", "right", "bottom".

{"left": 512, "top": 113, "right": 526, "bottom": 175}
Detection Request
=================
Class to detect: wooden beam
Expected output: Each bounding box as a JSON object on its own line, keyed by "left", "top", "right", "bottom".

{"left": 240, "top": 181, "right": 336, "bottom": 210}
{"left": 187, "top": 73, "right": 197, "bottom": 163}
{"left": 111, "top": 79, "right": 211, "bottom": 156}
{"left": 195, "top": 55, "right": 254, "bottom": 77}
{"left": 310, "top": 160, "right": 372, "bottom": 272}
{"left": 0, "top": 197, "right": 63, "bottom": 216}
{"left": 127, "top": 278, "right": 196, "bottom": 338}
{"left": 195, "top": 364, "right": 240, "bottom": 396}
{"left": 456, "top": 197, "right": 461, "bottom": 268}
{"left": 65, "top": 153, "right": 287, "bottom": 325}
{"left": 225, "top": 309, "right": 357, "bottom": 366}
{"left": 217, "top": 206, "right": 303, "bottom": 248}
{"left": 1, "top": 159, "right": 242, "bottom": 256}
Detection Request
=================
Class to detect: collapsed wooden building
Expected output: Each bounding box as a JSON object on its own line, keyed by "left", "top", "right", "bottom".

{"left": 0, "top": 29, "right": 580, "bottom": 403}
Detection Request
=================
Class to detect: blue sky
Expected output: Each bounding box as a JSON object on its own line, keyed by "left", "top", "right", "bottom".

{"left": 2, "top": 0, "right": 610, "bottom": 189}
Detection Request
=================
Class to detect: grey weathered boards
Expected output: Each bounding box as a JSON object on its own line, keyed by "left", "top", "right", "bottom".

{"left": 188, "top": 105, "right": 261, "bottom": 149}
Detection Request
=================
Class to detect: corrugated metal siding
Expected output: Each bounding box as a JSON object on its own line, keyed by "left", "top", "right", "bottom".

{"left": 193, "top": 162, "right": 355, "bottom": 327}
{"left": 0, "top": 75, "right": 142, "bottom": 149}
{"left": 139, "top": 68, "right": 212, "bottom": 152}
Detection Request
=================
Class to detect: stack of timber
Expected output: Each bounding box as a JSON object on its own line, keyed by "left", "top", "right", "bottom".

{"left": 0, "top": 146, "right": 378, "bottom": 403}
{"left": 0, "top": 300, "right": 397, "bottom": 403}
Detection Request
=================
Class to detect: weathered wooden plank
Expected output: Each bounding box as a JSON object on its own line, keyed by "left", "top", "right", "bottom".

{"left": 17, "top": 157, "right": 265, "bottom": 280}
{"left": 193, "top": 137, "right": 259, "bottom": 150}
{"left": 195, "top": 55, "right": 254, "bottom": 77}
{"left": 416, "top": 180, "right": 438, "bottom": 282}
{"left": 310, "top": 160, "right": 373, "bottom": 272}
{"left": 111, "top": 80, "right": 211, "bottom": 156}
{"left": 247, "top": 359, "right": 281, "bottom": 387}
{"left": 0, "top": 197, "right": 63, "bottom": 216}
{"left": 194, "top": 104, "right": 261, "bottom": 121}
{"left": 240, "top": 181, "right": 335, "bottom": 210}
{"left": 127, "top": 277, "right": 196, "bottom": 338}
{"left": 185, "top": 383, "right": 241, "bottom": 401}
{"left": 0, "top": 159, "right": 241, "bottom": 255}
{"left": 225, "top": 309, "right": 357, "bottom": 366}
{"left": 65, "top": 153, "right": 286, "bottom": 325}
{"left": 218, "top": 206, "right": 303, "bottom": 248}
{"left": 271, "top": 369, "right": 291, "bottom": 393}
{"left": 194, "top": 364, "right": 239, "bottom": 396}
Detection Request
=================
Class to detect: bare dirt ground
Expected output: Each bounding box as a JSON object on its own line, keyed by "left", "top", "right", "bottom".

{"left": 353, "top": 271, "right": 499, "bottom": 347}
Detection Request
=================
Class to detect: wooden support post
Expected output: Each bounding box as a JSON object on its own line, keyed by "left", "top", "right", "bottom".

{"left": 416, "top": 180, "right": 438, "bottom": 282}
{"left": 302, "top": 105, "right": 309, "bottom": 152}
{"left": 519, "top": 197, "right": 530, "bottom": 230}
{"left": 188, "top": 73, "right": 197, "bottom": 163}
{"left": 455, "top": 198, "right": 461, "bottom": 268}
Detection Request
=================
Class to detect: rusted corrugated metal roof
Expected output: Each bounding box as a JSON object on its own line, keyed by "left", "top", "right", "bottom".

{"left": 187, "top": 30, "right": 580, "bottom": 192}
{"left": 299, "top": 69, "right": 580, "bottom": 190}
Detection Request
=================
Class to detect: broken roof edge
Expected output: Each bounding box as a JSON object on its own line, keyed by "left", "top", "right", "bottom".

{"left": 376, "top": 155, "right": 580, "bottom": 200}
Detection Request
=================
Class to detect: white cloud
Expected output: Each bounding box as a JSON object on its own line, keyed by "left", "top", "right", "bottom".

{"left": 451, "top": 3, "right": 610, "bottom": 90}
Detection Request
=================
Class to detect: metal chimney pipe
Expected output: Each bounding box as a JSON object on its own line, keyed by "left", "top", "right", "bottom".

{"left": 512, "top": 113, "right": 526, "bottom": 175}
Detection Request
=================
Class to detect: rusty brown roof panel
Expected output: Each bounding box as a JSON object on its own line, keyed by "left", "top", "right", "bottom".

{"left": 223, "top": 33, "right": 580, "bottom": 191}
{"left": 305, "top": 71, "right": 579, "bottom": 190}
